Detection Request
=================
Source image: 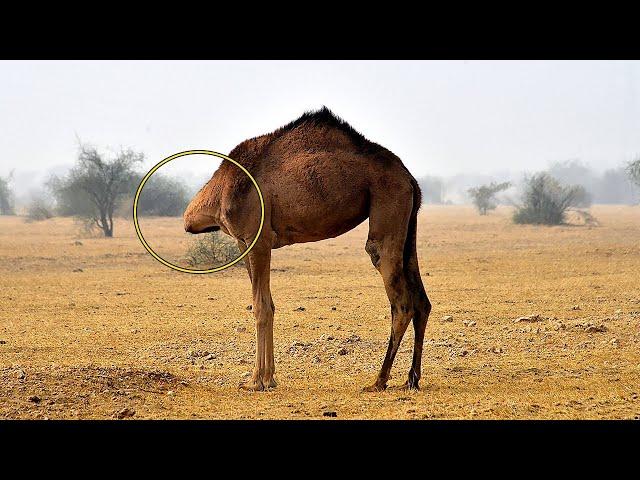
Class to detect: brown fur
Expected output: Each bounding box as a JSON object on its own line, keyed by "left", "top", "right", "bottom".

{"left": 184, "top": 107, "right": 431, "bottom": 391}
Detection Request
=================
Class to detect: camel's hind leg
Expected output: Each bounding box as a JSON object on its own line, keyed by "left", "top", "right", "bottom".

{"left": 362, "top": 185, "right": 415, "bottom": 392}
{"left": 404, "top": 257, "right": 431, "bottom": 390}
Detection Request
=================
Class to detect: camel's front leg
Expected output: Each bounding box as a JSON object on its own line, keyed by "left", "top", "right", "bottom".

{"left": 239, "top": 244, "right": 276, "bottom": 391}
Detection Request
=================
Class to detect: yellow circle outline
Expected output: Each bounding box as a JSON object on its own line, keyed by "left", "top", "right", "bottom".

{"left": 133, "top": 150, "right": 265, "bottom": 274}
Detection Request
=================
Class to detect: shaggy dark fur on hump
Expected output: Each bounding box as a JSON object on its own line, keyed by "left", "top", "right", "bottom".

{"left": 270, "top": 106, "right": 383, "bottom": 154}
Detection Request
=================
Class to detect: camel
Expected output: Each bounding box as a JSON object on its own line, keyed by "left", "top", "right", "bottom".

{"left": 184, "top": 107, "right": 431, "bottom": 391}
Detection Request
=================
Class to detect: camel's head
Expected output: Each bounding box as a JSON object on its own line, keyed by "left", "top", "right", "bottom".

{"left": 183, "top": 182, "right": 221, "bottom": 234}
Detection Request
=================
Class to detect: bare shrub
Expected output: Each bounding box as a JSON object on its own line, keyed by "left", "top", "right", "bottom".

{"left": 513, "top": 173, "right": 589, "bottom": 225}
{"left": 25, "top": 195, "right": 54, "bottom": 222}
{"left": 185, "top": 232, "right": 242, "bottom": 268}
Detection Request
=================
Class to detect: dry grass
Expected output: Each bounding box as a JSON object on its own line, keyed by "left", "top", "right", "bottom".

{"left": 0, "top": 205, "right": 639, "bottom": 419}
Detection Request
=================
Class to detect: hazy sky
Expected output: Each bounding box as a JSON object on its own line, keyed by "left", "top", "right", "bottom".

{"left": 1, "top": 60, "right": 638, "bottom": 193}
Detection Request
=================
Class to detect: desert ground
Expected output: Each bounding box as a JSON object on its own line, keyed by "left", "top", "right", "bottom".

{"left": 1, "top": 205, "right": 639, "bottom": 419}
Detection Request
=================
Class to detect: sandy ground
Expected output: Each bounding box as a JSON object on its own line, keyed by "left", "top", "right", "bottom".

{"left": 1, "top": 205, "right": 639, "bottom": 419}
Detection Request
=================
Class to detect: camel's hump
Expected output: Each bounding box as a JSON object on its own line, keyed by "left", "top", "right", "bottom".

{"left": 276, "top": 107, "right": 377, "bottom": 148}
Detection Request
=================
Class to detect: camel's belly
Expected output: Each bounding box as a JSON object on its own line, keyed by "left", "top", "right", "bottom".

{"left": 270, "top": 193, "right": 369, "bottom": 248}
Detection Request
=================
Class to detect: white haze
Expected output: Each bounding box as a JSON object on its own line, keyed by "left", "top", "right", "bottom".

{"left": 1, "top": 60, "right": 639, "bottom": 198}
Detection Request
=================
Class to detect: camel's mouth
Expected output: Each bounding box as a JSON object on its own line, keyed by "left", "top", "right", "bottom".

{"left": 186, "top": 225, "right": 220, "bottom": 234}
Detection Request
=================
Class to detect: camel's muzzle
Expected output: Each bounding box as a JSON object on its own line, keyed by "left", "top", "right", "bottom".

{"left": 184, "top": 223, "right": 220, "bottom": 234}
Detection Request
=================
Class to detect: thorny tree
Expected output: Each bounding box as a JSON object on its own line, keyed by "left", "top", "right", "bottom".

{"left": 468, "top": 181, "right": 511, "bottom": 215}
{"left": 49, "top": 145, "right": 142, "bottom": 237}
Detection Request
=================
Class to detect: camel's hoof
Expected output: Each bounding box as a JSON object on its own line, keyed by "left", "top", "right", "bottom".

{"left": 390, "top": 381, "right": 420, "bottom": 392}
{"left": 239, "top": 379, "right": 265, "bottom": 392}
{"left": 362, "top": 383, "right": 387, "bottom": 393}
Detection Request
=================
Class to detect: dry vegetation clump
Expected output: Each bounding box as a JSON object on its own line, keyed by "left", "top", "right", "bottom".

{"left": 25, "top": 196, "right": 54, "bottom": 222}
{"left": 513, "top": 173, "right": 591, "bottom": 225}
{"left": 185, "top": 231, "right": 242, "bottom": 268}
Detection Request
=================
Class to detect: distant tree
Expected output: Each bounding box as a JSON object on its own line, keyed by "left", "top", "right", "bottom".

{"left": 595, "top": 167, "right": 636, "bottom": 204}
{"left": 570, "top": 184, "right": 592, "bottom": 208}
{"left": 627, "top": 158, "right": 640, "bottom": 189}
{"left": 548, "top": 159, "right": 595, "bottom": 187}
{"left": 0, "top": 172, "right": 16, "bottom": 215}
{"left": 48, "top": 144, "right": 142, "bottom": 237}
{"left": 467, "top": 181, "right": 511, "bottom": 215}
{"left": 136, "top": 174, "right": 191, "bottom": 217}
{"left": 513, "top": 173, "right": 585, "bottom": 225}
{"left": 417, "top": 176, "right": 445, "bottom": 204}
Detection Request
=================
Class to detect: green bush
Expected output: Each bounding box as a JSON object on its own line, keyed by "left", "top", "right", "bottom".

{"left": 513, "top": 173, "right": 586, "bottom": 225}
{"left": 136, "top": 174, "right": 191, "bottom": 217}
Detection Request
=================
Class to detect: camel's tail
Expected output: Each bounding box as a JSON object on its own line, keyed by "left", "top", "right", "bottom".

{"left": 404, "top": 176, "right": 430, "bottom": 322}
{"left": 403, "top": 177, "right": 422, "bottom": 270}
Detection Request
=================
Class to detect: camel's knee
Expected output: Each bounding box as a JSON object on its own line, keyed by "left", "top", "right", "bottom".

{"left": 253, "top": 298, "right": 274, "bottom": 326}
{"left": 365, "top": 238, "right": 382, "bottom": 270}
{"left": 417, "top": 293, "right": 431, "bottom": 317}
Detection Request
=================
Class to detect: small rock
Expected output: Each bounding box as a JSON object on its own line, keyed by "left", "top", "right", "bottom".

{"left": 246, "top": 305, "right": 252, "bottom": 311}
{"left": 571, "top": 305, "right": 581, "bottom": 311}
{"left": 16, "top": 369, "right": 26, "bottom": 380}
{"left": 441, "top": 315, "right": 454, "bottom": 323}
{"left": 0, "top": 340, "right": 6, "bottom": 344}
{"left": 73, "top": 240, "right": 83, "bottom": 246}
{"left": 610, "top": 338, "right": 620, "bottom": 348}
{"left": 28, "top": 395, "right": 41, "bottom": 403}
{"left": 337, "top": 347, "right": 349, "bottom": 356}
{"left": 614, "top": 309, "right": 622, "bottom": 315}
{"left": 72, "top": 268, "right": 83, "bottom": 273}
{"left": 293, "top": 306, "right": 306, "bottom": 312}
{"left": 115, "top": 408, "right": 136, "bottom": 419}
{"left": 322, "top": 411, "right": 337, "bottom": 417}
{"left": 235, "top": 326, "right": 247, "bottom": 333}
{"left": 167, "top": 390, "right": 174, "bottom": 396}
{"left": 515, "top": 315, "right": 542, "bottom": 323}
{"left": 463, "top": 320, "right": 476, "bottom": 327}
{"left": 331, "top": 306, "right": 337, "bottom": 311}
{"left": 344, "top": 334, "right": 361, "bottom": 343}
{"left": 585, "top": 324, "right": 607, "bottom": 333}
{"left": 204, "top": 354, "right": 215, "bottom": 361}
{"left": 130, "top": 329, "right": 139, "bottom": 334}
